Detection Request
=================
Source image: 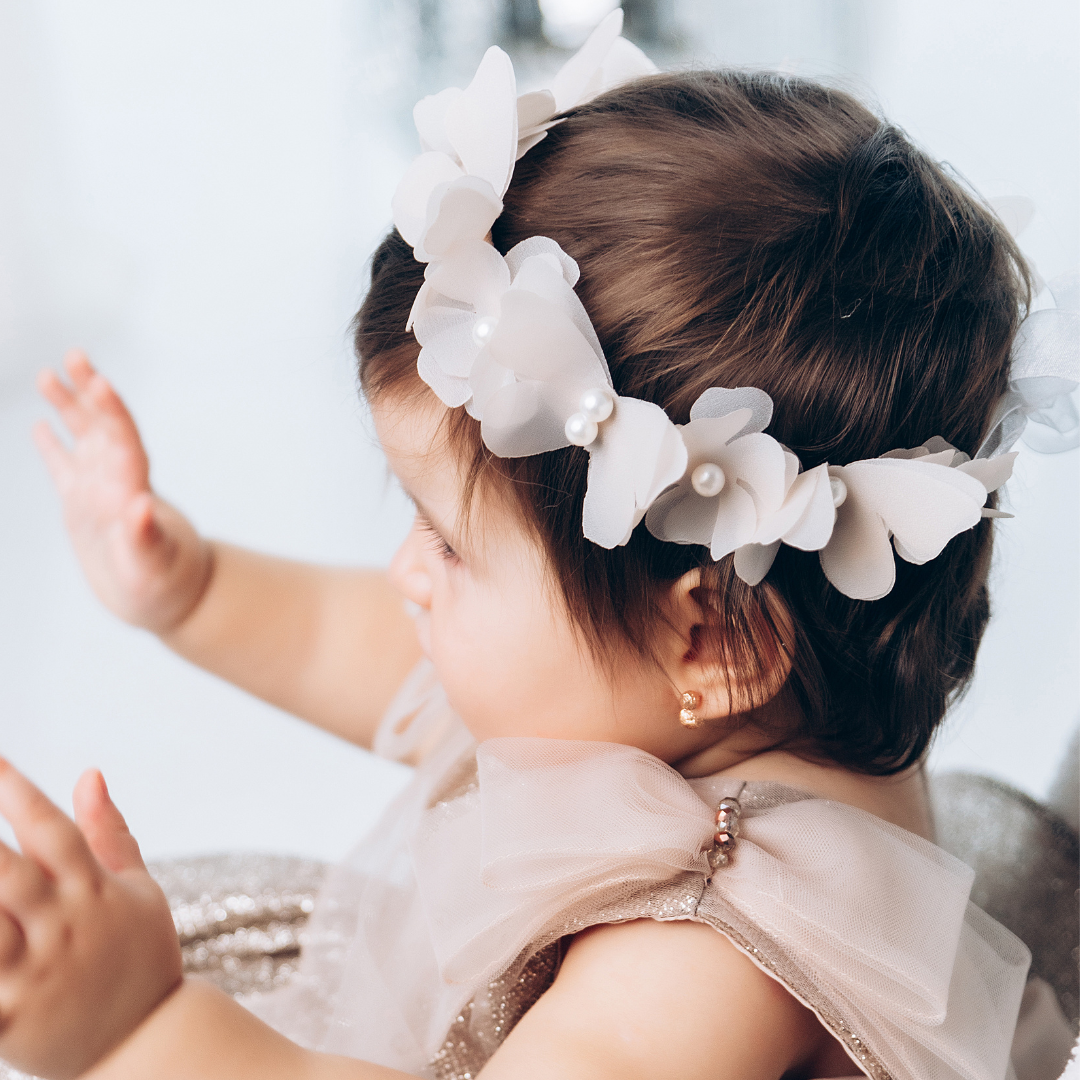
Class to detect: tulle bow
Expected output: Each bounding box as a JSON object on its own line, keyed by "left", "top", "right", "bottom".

{"left": 411, "top": 741, "right": 994, "bottom": 1017}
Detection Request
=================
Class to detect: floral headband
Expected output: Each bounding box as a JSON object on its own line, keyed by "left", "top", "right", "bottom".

{"left": 391, "top": 10, "right": 1079, "bottom": 601}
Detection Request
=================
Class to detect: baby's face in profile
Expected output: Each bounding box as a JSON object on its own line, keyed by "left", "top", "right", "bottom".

{"left": 374, "top": 397, "right": 703, "bottom": 761}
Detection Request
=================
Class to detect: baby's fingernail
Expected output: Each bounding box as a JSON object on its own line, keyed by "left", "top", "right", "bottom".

{"left": 97, "top": 771, "right": 109, "bottom": 799}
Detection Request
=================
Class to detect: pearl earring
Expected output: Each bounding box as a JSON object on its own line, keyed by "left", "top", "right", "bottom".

{"left": 679, "top": 691, "right": 702, "bottom": 728}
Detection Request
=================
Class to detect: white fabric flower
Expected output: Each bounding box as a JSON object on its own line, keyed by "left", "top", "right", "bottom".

{"left": 818, "top": 439, "right": 1017, "bottom": 601}
{"left": 409, "top": 237, "right": 579, "bottom": 409}
{"left": 644, "top": 388, "right": 790, "bottom": 562}
{"left": 514, "top": 9, "right": 659, "bottom": 157}
{"left": 391, "top": 47, "right": 517, "bottom": 262}
{"left": 976, "top": 271, "right": 1079, "bottom": 458}
{"left": 472, "top": 251, "right": 685, "bottom": 548}
{"left": 392, "top": 11, "right": 659, "bottom": 263}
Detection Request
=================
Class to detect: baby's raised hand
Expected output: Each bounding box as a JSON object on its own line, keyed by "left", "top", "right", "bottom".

{"left": 35, "top": 351, "right": 212, "bottom": 633}
{"left": 0, "top": 764, "right": 182, "bottom": 1079}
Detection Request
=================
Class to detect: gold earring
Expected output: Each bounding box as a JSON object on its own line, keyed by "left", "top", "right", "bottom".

{"left": 679, "top": 691, "right": 702, "bottom": 728}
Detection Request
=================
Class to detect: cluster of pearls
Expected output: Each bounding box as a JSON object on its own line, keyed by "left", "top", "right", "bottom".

{"left": 706, "top": 796, "right": 742, "bottom": 872}
{"left": 564, "top": 387, "right": 615, "bottom": 447}
{"left": 691, "top": 462, "right": 726, "bottom": 498}
{"left": 678, "top": 690, "right": 702, "bottom": 727}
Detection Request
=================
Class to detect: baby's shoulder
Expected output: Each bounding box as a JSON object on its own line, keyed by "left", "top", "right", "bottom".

{"left": 481, "top": 917, "right": 850, "bottom": 1080}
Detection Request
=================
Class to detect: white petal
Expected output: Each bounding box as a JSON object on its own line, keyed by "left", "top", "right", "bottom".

{"left": 469, "top": 349, "right": 515, "bottom": 416}
{"left": 550, "top": 9, "right": 625, "bottom": 111}
{"left": 444, "top": 46, "right": 518, "bottom": 198}
{"left": 753, "top": 463, "right": 833, "bottom": 550}
{"left": 417, "top": 346, "right": 473, "bottom": 408}
{"left": 517, "top": 90, "right": 556, "bottom": 134}
{"left": 505, "top": 237, "right": 580, "bottom": 287}
{"left": 645, "top": 482, "right": 717, "bottom": 548}
{"left": 419, "top": 319, "right": 479, "bottom": 379}
{"left": 510, "top": 255, "right": 605, "bottom": 363}
{"left": 392, "top": 153, "right": 464, "bottom": 251}
{"left": 734, "top": 541, "right": 781, "bottom": 586}
{"left": 710, "top": 481, "right": 759, "bottom": 561}
{"left": 844, "top": 457, "right": 988, "bottom": 566}
{"left": 680, "top": 412, "right": 753, "bottom": 462}
{"left": 719, "top": 432, "right": 788, "bottom": 521}
{"left": 411, "top": 303, "right": 473, "bottom": 349}
{"left": 956, "top": 453, "right": 1017, "bottom": 493}
{"left": 413, "top": 87, "right": 462, "bottom": 157}
{"left": 819, "top": 468, "right": 896, "bottom": 601}
{"left": 481, "top": 380, "right": 569, "bottom": 457}
{"left": 781, "top": 464, "right": 836, "bottom": 551}
{"left": 421, "top": 176, "right": 504, "bottom": 261}
{"left": 599, "top": 35, "right": 660, "bottom": 87}
{"left": 581, "top": 398, "right": 687, "bottom": 549}
{"left": 488, "top": 289, "right": 609, "bottom": 391}
{"left": 689, "top": 387, "right": 773, "bottom": 434}
{"left": 425, "top": 240, "right": 511, "bottom": 312}
{"left": 515, "top": 128, "right": 552, "bottom": 159}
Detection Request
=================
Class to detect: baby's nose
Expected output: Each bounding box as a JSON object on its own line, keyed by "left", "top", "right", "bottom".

{"left": 388, "top": 523, "right": 434, "bottom": 609}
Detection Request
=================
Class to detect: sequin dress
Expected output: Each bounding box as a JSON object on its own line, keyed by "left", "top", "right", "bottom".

{"left": 244, "top": 661, "right": 1031, "bottom": 1080}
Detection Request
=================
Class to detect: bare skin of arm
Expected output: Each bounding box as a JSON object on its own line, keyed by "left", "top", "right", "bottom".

{"left": 35, "top": 351, "right": 421, "bottom": 749}
{"left": 0, "top": 764, "right": 851, "bottom": 1080}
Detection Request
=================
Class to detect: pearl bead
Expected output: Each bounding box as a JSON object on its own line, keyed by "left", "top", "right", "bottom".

{"left": 471, "top": 315, "right": 498, "bottom": 348}
{"left": 564, "top": 412, "right": 599, "bottom": 446}
{"left": 578, "top": 387, "right": 614, "bottom": 423}
{"left": 830, "top": 476, "right": 848, "bottom": 508}
{"left": 691, "top": 462, "right": 726, "bottom": 498}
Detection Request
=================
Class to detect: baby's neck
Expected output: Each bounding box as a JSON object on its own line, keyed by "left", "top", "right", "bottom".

{"left": 674, "top": 741, "right": 934, "bottom": 842}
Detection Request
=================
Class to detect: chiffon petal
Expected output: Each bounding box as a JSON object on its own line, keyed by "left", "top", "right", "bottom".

{"left": 819, "top": 467, "right": 897, "bottom": 601}
{"left": 956, "top": 453, "right": 1017, "bottom": 493}
{"left": 421, "top": 175, "right": 503, "bottom": 261}
{"left": 480, "top": 380, "right": 568, "bottom": 457}
{"left": 413, "top": 87, "right": 461, "bottom": 157}
{"left": 582, "top": 397, "right": 688, "bottom": 548}
{"left": 488, "top": 289, "right": 609, "bottom": 389}
{"left": 417, "top": 345, "right": 472, "bottom": 408}
{"left": 425, "top": 239, "right": 511, "bottom": 312}
{"left": 444, "top": 47, "right": 518, "bottom": 197}
{"left": 391, "top": 152, "right": 464, "bottom": 250}
{"left": 734, "top": 541, "right": 782, "bottom": 585}
{"left": 550, "top": 9, "right": 625, "bottom": 111}
{"left": 710, "top": 481, "right": 758, "bottom": 560}
{"left": 645, "top": 482, "right": 717, "bottom": 548}
{"left": 690, "top": 386, "right": 773, "bottom": 435}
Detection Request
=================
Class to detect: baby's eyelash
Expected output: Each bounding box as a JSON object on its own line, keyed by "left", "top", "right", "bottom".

{"left": 417, "top": 516, "right": 458, "bottom": 562}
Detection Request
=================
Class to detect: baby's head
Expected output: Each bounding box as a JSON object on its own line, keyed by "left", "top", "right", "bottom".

{"left": 357, "top": 70, "right": 1028, "bottom": 771}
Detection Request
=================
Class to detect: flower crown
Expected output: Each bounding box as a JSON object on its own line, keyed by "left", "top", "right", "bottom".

{"left": 391, "top": 10, "right": 1079, "bottom": 601}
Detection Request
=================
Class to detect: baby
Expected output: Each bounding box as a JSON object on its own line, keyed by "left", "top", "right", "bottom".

{"left": 6, "top": 12, "right": 1071, "bottom": 1080}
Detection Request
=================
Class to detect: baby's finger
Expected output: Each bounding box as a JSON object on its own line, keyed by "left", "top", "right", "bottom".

{"left": 0, "top": 761, "right": 98, "bottom": 886}
{"left": 36, "top": 368, "right": 91, "bottom": 438}
{"left": 72, "top": 770, "right": 146, "bottom": 875}
{"left": 0, "top": 905, "right": 26, "bottom": 970}
{"left": 0, "top": 837, "right": 49, "bottom": 922}
{"left": 63, "top": 349, "right": 97, "bottom": 391}
{"left": 31, "top": 421, "right": 74, "bottom": 490}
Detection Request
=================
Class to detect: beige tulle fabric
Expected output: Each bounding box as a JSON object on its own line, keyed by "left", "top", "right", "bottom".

{"left": 245, "top": 662, "right": 1030, "bottom": 1080}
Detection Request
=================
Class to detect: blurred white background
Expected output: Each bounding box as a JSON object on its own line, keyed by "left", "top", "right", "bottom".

{"left": 0, "top": 0, "right": 1076, "bottom": 861}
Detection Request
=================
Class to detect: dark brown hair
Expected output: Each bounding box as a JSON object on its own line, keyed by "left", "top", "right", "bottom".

{"left": 356, "top": 70, "right": 1029, "bottom": 773}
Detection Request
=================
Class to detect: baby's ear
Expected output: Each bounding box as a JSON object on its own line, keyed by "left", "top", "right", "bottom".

{"left": 663, "top": 568, "right": 794, "bottom": 721}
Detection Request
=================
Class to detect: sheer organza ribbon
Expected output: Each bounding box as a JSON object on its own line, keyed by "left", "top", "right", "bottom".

{"left": 411, "top": 738, "right": 1029, "bottom": 1080}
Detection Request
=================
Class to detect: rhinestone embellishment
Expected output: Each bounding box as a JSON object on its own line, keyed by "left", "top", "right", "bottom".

{"left": 706, "top": 795, "right": 742, "bottom": 872}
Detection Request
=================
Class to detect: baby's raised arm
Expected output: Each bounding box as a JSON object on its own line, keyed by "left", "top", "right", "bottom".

{"left": 35, "top": 352, "right": 421, "bottom": 748}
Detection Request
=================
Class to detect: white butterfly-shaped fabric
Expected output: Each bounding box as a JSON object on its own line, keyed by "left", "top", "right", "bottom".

{"left": 391, "top": 9, "right": 656, "bottom": 263}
